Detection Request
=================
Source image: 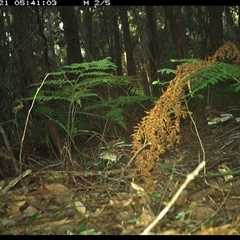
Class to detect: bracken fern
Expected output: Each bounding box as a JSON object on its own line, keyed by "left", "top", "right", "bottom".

{"left": 24, "top": 57, "right": 156, "bottom": 150}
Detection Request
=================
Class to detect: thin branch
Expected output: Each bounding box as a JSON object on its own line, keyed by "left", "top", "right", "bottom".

{"left": 0, "top": 125, "right": 19, "bottom": 174}
{"left": 19, "top": 74, "right": 49, "bottom": 177}
{"left": 141, "top": 102, "right": 206, "bottom": 235}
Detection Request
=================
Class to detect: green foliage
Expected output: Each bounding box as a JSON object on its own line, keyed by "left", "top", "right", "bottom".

{"left": 48, "top": 58, "right": 116, "bottom": 79}
{"left": 182, "top": 62, "right": 240, "bottom": 97}
{"left": 158, "top": 59, "right": 240, "bottom": 99}
{"left": 170, "top": 58, "right": 199, "bottom": 64}
{"left": 157, "top": 68, "right": 176, "bottom": 75}
{"left": 152, "top": 80, "right": 169, "bottom": 86}
{"left": 105, "top": 108, "right": 125, "bottom": 127}
{"left": 24, "top": 58, "right": 156, "bottom": 148}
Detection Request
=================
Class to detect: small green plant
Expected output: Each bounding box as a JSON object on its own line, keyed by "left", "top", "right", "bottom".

{"left": 24, "top": 57, "right": 156, "bottom": 151}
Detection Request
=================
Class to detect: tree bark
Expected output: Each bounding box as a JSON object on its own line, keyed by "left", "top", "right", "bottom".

{"left": 36, "top": 7, "right": 65, "bottom": 156}
{"left": 238, "top": 6, "right": 240, "bottom": 28}
{"left": 207, "top": 6, "right": 223, "bottom": 55}
{"left": 18, "top": 8, "right": 38, "bottom": 157}
{"left": 82, "top": 7, "right": 94, "bottom": 61}
{"left": 145, "top": 6, "right": 161, "bottom": 79}
{"left": 35, "top": 7, "right": 51, "bottom": 74}
{"left": 119, "top": 7, "right": 136, "bottom": 76}
{"left": 164, "top": 6, "right": 184, "bottom": 59}
{"left": 131, "top": 7, "right": 151, "bottom": 95}
{"left": 224, "top": 7, "right": 238, "bottom": 43}
{"left": 112, "top": 8, "right": 123, "bottom": 76}
{"left": 59, "top": 6, "right": 83, "bottom": 64}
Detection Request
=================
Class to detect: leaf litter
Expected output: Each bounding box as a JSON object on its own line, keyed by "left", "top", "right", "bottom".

{"left": 1, "top": 121, "right": 240, "bottom": 234}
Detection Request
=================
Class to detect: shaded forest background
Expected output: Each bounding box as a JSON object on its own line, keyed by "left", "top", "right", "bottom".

{"left": 0, "top": 6, "right": 240, "bottom": 177}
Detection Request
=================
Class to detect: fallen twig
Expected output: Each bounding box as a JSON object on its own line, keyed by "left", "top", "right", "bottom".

{"left": 141, "top": 104, "right": 206, "bottom": 235}
{"left": 0, "top": 169, "right": 32, "bottom": 196}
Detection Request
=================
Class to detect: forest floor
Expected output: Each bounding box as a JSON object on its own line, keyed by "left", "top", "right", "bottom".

{"left": 1, "top": 117, "right": 240, "bottom": 235}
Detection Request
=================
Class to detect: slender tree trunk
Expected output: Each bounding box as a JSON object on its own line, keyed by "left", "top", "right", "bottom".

{"left": 119, "top": 7, "right": 136, "bottom": 76}
{"left": 238, "top": 6, "right": 240, "bottom": 28}
{"left": 102, "top": 9, "right": 114, "bottom": 61}
{"left": 36, "top": 7, "right": 65, "bottom": 156}
{"left": 224, "top": 6, "right": 238, "bottom": 43}
{"left": 112, "top": 9, "right": 123, "bottom": 76}
{"left": 82, "top": 7, "right": 94, "bottom": 61}
{"left": 195, "top": 6, "right": 210, "bottom": 59}
{"left": 145, "top": 6, "right": 161, "bottom": 79}
{"left": 35, "top": 7, "right": 50, "bottom": 74}
{"left": 131, "top": 7, "right": 151, "bottom": 95}
{"left": 18, "top": 7, "right": 38, "bottom": 158}
{"left": 164, "top": 6, "right": 184, "bottom": 59}
{"left": 46, "top": 9, "right": 57, "bottom": 70}
{"left": 207, "top": 6, "right": 223, "bottom": 55}
{"left": 59, "top": 6, "right": 83, "bottom": 64}
{"left": 21, "top": 7, "right": 38, "bottom": 84}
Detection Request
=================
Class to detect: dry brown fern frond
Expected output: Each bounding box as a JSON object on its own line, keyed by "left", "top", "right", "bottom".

{"left": 131, "top": 41, "right": 240, "bottom": 191}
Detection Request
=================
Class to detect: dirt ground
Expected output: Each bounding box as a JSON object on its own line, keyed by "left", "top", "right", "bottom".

{"left": 1, "top": 116, "right": 240, "bottom": 235}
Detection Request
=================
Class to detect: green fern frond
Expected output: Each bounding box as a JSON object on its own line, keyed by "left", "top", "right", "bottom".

{"left": 181, "top": 62, "right": 240, "bottom": 97}
{"left": 24, "top": 95, "right": 69, "bottom": 102}
{"left": 23, "top": 57, "right": 154, "bottom": 142}
{"left": 116, "top": 95, "right": 157, "bottom": 106}
{"left": 78, "top": 71, "right": 110, "bottom": 77}
{"left": 29, "top": 79, "right": 67, "bottom": 87}
{"left": 171, "top": 58, "right": 199, "bottom": 64}
{"left": 105, "top": 108, "right": 125, "bottom": 127}
{"left": 61, "top": 57, "right": 116, "bottom": 72}
{"left": 230, "top": 81, "right": 240, "bottom": 92}
{"left": 79, "top": 76, "right": 131, "bottom": 87}
{"left": 83, "top": 95, "right": 157, "bottom": 112}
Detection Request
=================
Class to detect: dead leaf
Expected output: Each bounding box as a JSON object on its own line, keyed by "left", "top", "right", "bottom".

{"left": 176, "top": 190, "right": 188, "bottom": 206}
{"left": 6, "top": 195, "right": 27, "bottom": 218}
{"left": 22, "top": 205, "right": 38, "bottom": 217}
{"left": 52, "top": 217, "right": 72, "bottom": 226}
{"left": 136, "top": 207, "right": 156, "bottom": 227}
{"left": 40, "top": 182, "right": 71, "bottom": 202}
{"left": 73, "top": 201, "right": 86, "bottom": 215}
{"left": 191, "top": 206, "right": 215, "bottom": 220}
{"left": 195, "top": 224, "right": 237, "bottom": 235}
{"left": 110, "top": 198, "right": 133, "bottom": 208}
{"left": 6, "top": 204, "right": 21, "bottom": 218}
{"left": 45, "top": 183, "right": 69, "bottom": 196}
{"left": 55, "top": 192, "right": 74, "bottom": 205}
{"left": 40, "top": 182, "right": 52, "bottom": 199}
{"left": 175, "top": 154, "right": 186, "bottom": 163}
{"left": 0, "top": 217, "right": 16, "bottom": 226}
{"left": 89, "top": 207, "right": 105, "bottom": 217}
{"left": 131, "top": 182, "right": 145, "bottom": 193}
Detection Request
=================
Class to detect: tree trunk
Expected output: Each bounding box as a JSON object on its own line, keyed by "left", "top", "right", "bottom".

{"left": 35, "top": 7, "right": 51, "bottom": 74}
{"left": 112, "top": 8, "right": 123, "bottom": 76}
{"left": 238, "top": 6, "right": 240, "bottom": 28}
{"left": 131, "top": 7, "right": 151, "bottom": 95}
{"left": 18, "top": 8, "right": 38, "bottom": 158}
{"left": 164, "top": 6, "right": 184, "bottom": 59}
{"left": 82, "top": 7, "right": 94, "bottom": 61}
{"left": 59, "top": 6, "right": 83, "bottom": 64}
{"left": 20, "top": 7, "right": 38, "bottom": 84}
{"left": 224, "top": 6, "right": 238, "bottom": 43}
{"left": 207, "top": 6, "right": 223, "bottom": 55}
{"left": 36, "top": 7, "right": 65, "bottom": 156}
{"left": 119, "top": 7, "right": 136, "bottom": 76}
{"left": 145, "top": 6, "right": 162, "bottom": 80}
{"left": 45, "top": 8, "right": 57, "bottom": 70}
